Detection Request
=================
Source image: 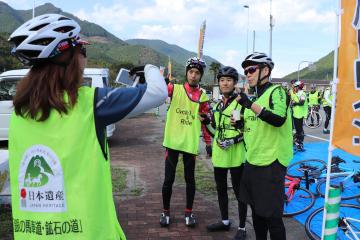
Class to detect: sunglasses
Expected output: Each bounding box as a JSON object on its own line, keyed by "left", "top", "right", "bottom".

{"left": 244, "top": 66, "right": 258, "bottom": 75}
{"left": 80, "top": 46, "right": 87, "bottom": 58}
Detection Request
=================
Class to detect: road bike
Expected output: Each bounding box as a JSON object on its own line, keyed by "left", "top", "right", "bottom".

{"left": 305, "top": 204, "right": 360, "bottom": 240}
{"left": 287, "top": 156, "right": 360, "bottom": 200}
{"left": 304, "top": 105, "right": 322, "bottom": 129}
{"left": 284, "top": 175, "right": 315, "bottom": 217}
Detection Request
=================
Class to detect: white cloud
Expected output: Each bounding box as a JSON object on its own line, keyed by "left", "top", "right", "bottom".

{"left": 135, "top": 24, "right": 195, "bottom": 45}
{"left": 15, "top": 0, "right": 335, "bottom": 77}
{"left": 217, "top": 49, "right": 242, "bottom": 70}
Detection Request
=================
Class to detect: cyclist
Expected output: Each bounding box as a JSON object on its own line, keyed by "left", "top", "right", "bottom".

{"left": 200, "top": 66, "right": 247, "bottom": 240}
{"left": 160, "top": 57, "right": 212, "bottom": 227}
{"left": 235, "top": 52, "right": 293, "bottom": 240}
{"left": 322, "top": 85, "right": 333, "bottom": 134}
{"left": 290, "top": 80, "right": 307, "bottom": 151}
{"left": 307, "top": 84, "right": 321, "bottom": 127}
{"left": 7, "top": 14, "right": 167, "bottom": 240}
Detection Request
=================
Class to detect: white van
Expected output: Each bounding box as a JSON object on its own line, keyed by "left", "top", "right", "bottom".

{"left": 0, "top": 68, "right": 116, "bottom": 140}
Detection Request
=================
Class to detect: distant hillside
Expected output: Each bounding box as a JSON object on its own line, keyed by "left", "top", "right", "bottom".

{"left": 126, "top": 39, "right": 222, "bottom": 83}
{"left": 126, "top": 39, "right": 220, "bottom": 65}
{"left": 0, "top": 32, "right": 22, "bottom": 71}
{"left": 283, "top": 51, "right": 334, "bottom": 81}
{"left": 0, "top": 2, "right": 186, "bottom": 81}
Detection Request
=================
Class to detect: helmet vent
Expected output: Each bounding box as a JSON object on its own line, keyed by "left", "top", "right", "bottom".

{"left": 10, "top": 35, "right": 28, "bottom": 47}
{"left": 58, "top": 16, "right": 71, "bottom": 21}
{"left": 17, "top": 49, "right": 41, "bottom": 58}
{"left": 54, "top": 26, "right": 75, "bottom": 33}
{"left": 29, "top": 38, "right": 55, "bottom": 46}
{"left": 30, "top": 23, "right": 50, "bottom": 31}
{"left": 40, "top": 16, "right": 50, "bottom": 20}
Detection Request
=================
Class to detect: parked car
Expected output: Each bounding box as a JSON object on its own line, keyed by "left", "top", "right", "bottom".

{"left": 0, "top": 68, "right": 116, "bottom": 140}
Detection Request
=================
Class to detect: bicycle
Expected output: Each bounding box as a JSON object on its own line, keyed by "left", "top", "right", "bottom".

{"left": 284, "top": 175, "right": 315, "bottom": 217}
{"left": 287, "top": 156, "right": 360, "bottom": 200}
{"left": 305, "top": 204, "right": 360, "bottom": 240}
{"left": 304, "top": 105, "right": 322, "bottom": 129}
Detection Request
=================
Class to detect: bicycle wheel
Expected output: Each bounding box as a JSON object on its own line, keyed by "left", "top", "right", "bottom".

{"left": 283, "top": 186, "right": 315, "bottom": 217}
{"left": 304, "top": 111, "right": 320, "bottom": 128}
{"left": 316, "top": 174, "right": 360, "bottom": 200}
{"left": 305, "top": 204, "right": 360, "bottom": 240}
{"left": 287, "top": 159, "right": 327, "bottom": 179}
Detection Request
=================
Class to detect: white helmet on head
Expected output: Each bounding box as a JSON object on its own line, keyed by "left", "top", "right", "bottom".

{"left": 241, "top": 52, "right": 274, "bottom": 70}
{"left": 9, "top": 13, "right": 85, "bottom": 65}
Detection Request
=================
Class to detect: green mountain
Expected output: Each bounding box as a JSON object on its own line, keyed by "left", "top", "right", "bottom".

{"left": 0, "top": 2, "right": 189, "bottom": 82}
{"left": 283, "top": 51, "right": 334, "bottom": 81}
{"left": 126, "top": 39, "right": 220, "bottom": 66}
{"left": 126, "top": 39, "right": 222, "bottom": 83}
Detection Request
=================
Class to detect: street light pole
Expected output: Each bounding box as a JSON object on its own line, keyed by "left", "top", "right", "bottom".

{"left": 269, "top": 0, "right": 274, "bottom": 58}
{"left": 244, "top": 5, "right": 250, "bottom": 55}
{"left": 297, "top": 60, "right": 314, "bottom": 82}
{"left": 252, "top": 30, "right": 256, "bottom": 53}
{"left": 33, "top": 0, "right": 35, "bottom": 18}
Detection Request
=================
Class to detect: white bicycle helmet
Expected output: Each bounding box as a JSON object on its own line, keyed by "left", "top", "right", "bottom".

{"left": 9, "top": 13, "right": 85, "bottom": 65}
{"left": 241, "top": 52, "right": 274, "bottom": 70}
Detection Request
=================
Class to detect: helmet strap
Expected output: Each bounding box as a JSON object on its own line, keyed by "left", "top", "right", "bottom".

{"left": 256, "top": 64, "right": 270, "bottom": 87}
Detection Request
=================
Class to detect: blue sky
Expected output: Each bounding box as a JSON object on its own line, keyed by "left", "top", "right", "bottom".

{"left": 3, "top": 0, "right": 338, "bottom": 78}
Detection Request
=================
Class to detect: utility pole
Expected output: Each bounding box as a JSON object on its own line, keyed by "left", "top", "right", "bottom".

{"left": 269, "top": 0, "right": 274, "bottom": 57}
{"left": 33, "top": 0, "right": 35, "bottom": 18}
{"left": 243, "top": 5, "right": 250, "bottom": 55}
{"left": 252, "top": 30, "right": 256, "bottom": 53}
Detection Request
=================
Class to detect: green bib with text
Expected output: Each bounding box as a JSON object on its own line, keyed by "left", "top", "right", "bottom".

{"left": 212, "top": 100, "right": 245, "bottom": 168}
{"left": 291, "top": 90, "right": 308, "bottom": 119}
{"left": 9, "top": 87, "right": 126, "bottom": 240}
{"left": 244, "top": 85, "right": 293, "bottom": 167}
{"left": 308, "top": 91, "right": 319, "bottom": 106}
{"left": 163, "top": 84, "right": 209, "bottom": 154}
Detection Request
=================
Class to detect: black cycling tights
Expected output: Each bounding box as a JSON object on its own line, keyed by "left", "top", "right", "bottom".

{"left": 162, "top": 148, "right": 196, "bottom": 211}
{"left": 293, "top": 117, "right": 304, "bottom": 144}
{"left": 323, "top": 106, "right": 332, "bottom": 129}
{"left": 214, "top": 166, "right": 247, "bottom": 228}
{"left": 252, "top": 209, "right": 286, "bottom": 240}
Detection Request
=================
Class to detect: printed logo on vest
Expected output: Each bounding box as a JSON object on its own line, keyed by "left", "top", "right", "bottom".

{"left": 18, "top": 145, "right": 67, "bottom": 212}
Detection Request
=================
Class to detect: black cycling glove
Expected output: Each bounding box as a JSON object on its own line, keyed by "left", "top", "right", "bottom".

{"left": 237, "top": 92, "right": 252, "bottom": 109}
{"left": 200, "top": 113, "right": 210, "bottom": 125}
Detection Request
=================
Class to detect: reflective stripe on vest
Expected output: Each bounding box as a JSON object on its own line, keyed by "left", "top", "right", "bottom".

{"left": 9, "top": 87, "right": 126, "bottom": 240}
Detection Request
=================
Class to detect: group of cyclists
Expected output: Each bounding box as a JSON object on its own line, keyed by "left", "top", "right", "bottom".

{"left": 6, "top": 12, "right": 334, "bottom": 240}
{"left": 161, "top": 52, "right": 294, "bottom": 240}
{"left": 282, "top": 79, "right": 333, "bottom": 152}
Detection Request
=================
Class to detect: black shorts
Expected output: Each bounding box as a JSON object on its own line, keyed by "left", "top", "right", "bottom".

{"left": 239, "top": 160, "right": 286, "bottom": 218}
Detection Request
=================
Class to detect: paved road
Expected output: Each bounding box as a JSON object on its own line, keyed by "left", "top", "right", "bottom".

{"left": 0, "top": 104, "right": 331, "bottom": 239}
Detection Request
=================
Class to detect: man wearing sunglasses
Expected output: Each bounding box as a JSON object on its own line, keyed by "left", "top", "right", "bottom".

{"left": 234, "top": 52, "right": 293, "bottom": 240}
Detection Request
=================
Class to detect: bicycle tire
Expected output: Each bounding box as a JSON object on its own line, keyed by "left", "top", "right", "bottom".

{"left": 287, "top": 159, "right": 327, "bottom": 179}
{"left": 283, "top": 186, "right": 315, "bottom": 217}
{"left": 316, "top": 174, "right": 360, "bottom": 200}
{"left": 305, "top": 111, "right": 322, "bottom": 129}
{"left": 305, "top": 204, "right": 360, "bottom": 240}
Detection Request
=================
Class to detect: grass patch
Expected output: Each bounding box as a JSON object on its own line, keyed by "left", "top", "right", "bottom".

{"left": 130, "top": 187, "right": 143, "bottom": 196}
{"left": 111, "top": 167, "right": 128, "bottom": 194}
{"left": 175, "top": 158, "right": 217, "bottom": 195}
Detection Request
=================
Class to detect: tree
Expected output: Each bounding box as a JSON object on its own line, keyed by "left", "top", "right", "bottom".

{"left": 209, "top": 62, "right": 221, "bottom": 85}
